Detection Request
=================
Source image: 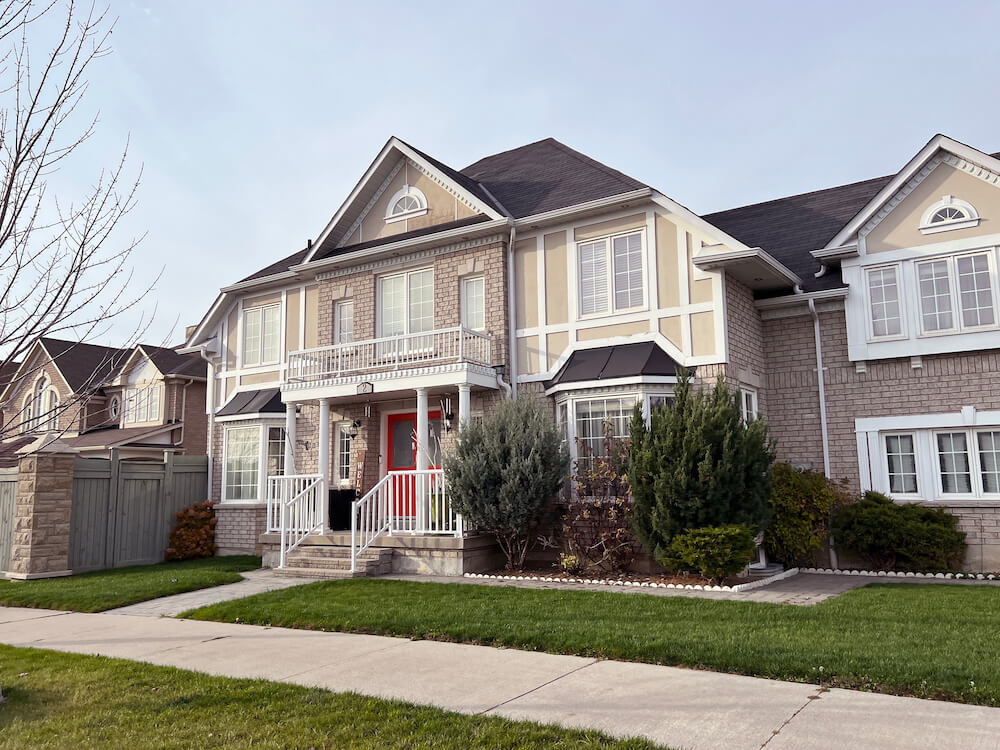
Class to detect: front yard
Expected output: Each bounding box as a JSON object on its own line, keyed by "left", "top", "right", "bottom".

{"left": 0, "top": 556, "right": 261, "bottom": 612}
{"left": 0, "top": 645, "right": 661, "bottom": 749}
{"left": 184, "top": 578, "right": 1000, "bottom": 706}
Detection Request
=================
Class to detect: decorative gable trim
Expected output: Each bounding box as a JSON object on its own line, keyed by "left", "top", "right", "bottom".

{"left": 316, "top": 233, "right": 506, "bottom": 281}
{"left": 858, "top": 155, "right": 945, "bottom": 239}
{"left": 337, "top": 159, "right": 405, "bottom": 248}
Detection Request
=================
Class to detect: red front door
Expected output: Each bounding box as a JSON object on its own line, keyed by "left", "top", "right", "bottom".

{"left": 387, "top": 411, "right": 441, "bottom": 517}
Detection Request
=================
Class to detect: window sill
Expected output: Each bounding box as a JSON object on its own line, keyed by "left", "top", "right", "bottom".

{"left": 384, "top": 208, "right": 428, "bottom": 225}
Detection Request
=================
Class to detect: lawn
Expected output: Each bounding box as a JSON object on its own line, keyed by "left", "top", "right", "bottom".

{"left": 184, "top": 578, "right": 1000, "bottom": 706}
{"left": 0, "top": 645, "right": 661, "bottom": 749}
{"left": 0, "top": 556, "right": 261, "bottom": 612}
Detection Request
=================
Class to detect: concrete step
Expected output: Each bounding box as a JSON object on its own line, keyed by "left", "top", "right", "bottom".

{"left": 286, "top": 546, "right": 392, "bottom": 561}
{"left": 273, "top": 567, "right": 364, "bottom": 580}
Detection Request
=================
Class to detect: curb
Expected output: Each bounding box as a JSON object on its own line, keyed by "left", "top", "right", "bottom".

{"left": 800, "top": 567, "right": 996, "bottom": 580}
{"left": 462, "top": 567, "right": 800, "bottom": 593}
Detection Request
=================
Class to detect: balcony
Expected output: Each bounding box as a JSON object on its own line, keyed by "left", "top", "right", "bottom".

{"left": 286, "top": 326, "right": 493, "bottom": 386}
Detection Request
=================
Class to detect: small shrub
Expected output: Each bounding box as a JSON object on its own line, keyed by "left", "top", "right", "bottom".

{"left": 445, "top": 394, "right": 570, "bottom": 570}
{"left": 832, "top": 491, "right": 967, "bottom": 572}
{"left": 764, "top": 463, "right": 853, "bottom": 567}
{"left": 668, "top": 524, "right": 756, "bottom": 584}
{"left": 557, "top": 424, "right": 636, "bottom": 574}
{"left": 165, "top": 500, "right": 217, "bottom": 561}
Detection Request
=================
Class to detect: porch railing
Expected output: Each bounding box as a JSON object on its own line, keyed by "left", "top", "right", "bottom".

{"left": 287, "top": 326, "right": 492, "bottom": 383}
{"left": 268, "top": 474, "right": 325, "bottom": 567}
{"left": 351, "top": 469, "right": 461, "bottom": 572}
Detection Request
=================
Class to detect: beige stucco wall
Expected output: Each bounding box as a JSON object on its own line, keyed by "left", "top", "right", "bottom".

{"left": 658, "top": 316, "right": 683, "bottom": 349}
{"left": 517, "top": 335, "right": 541, "bottom": 376}
{"left": 514, "top": 237, "right": 539, "bottom": 329}
{"left": 544, "top": 231, "right": 568, "bottom": 325}
{"left": 304, "top": 285, "right": 319, "bottom": 349}
{"left": 547, "top": 331, "right": 569, "bottom": 369}
{"left": 345, "top": 159, "right": 478, "bottom": 246}
{"left": 285, "top": 288, "right": 300, "bottom": 355}
{"left": 577, "top": 320, "right": 650, "bottom": 342}
{"left": 573, "top": 212, "right": 646, "bottom": 242}
{"left": 656, "top": 213, "right": 680, "bottom": 308}
{"left": 866, "top": 163, "right": 1000, "bottom": 253}
{"left": 240, "top": 371, "right": 280, "bottom": 386}
{"left": 690, "top": 311, "right": 716, "bottom": 356}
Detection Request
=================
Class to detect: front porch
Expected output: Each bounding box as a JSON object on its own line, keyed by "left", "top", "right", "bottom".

{"left": 262, "top": 326, "right": 507, "bottom": 575}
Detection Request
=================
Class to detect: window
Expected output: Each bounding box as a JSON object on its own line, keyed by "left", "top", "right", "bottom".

{"left": 648, "top": 395, "right": 671, "bottom": 414}
{"left": 937, "top": 432, "right": 972, "bottom": 494}
{"left": 224, "top": 426, "right": 260, "bottom": 501}
{"left": 47, "top": 390, "right": 59, "bottom": 430}
{"left": 978, "top": 431, "right": 1000, "bottom": 494}
{"left": 577, "top": 231, "right": 645, "bottom": 316}
{"left": 915, "top": 252, "right": 996, "bottom": 335}
{"left": 20, "top": 395, "right": 31, "bottom": 434}
{"left": 867, "top": 266, "right": 902, "bottom": 337}
{"left": 384, "top": 185, "right": 428, "bottom": 223}
{"left": 378, "top": 268, "right": 434, "bottom": 339}
{"left": 885, "top": 434, "right": 918, "bottom": 494}
{"left": 461, "top": 276, "right": 485, "bottom": 330}
{"left": 243, "top": 303, "right": 280, "bottom": 366}
{"left": 740, "top": 388, "right": 758, "bottom": 423}
{"left": 124, "top": 385, "right": 161, "bottom": 424}
{"left": 574, "top": 396, "right": 635, "bottom": 461}
{"left": 266, "top": 427, "right": 285, "bottom": 478}
{"left": 957, "top": 254, "right": 995, "bottom": 328}
{"left": 920, "top": 195, "right": 980, "bottom": 234}
{"left": 337, "top": 425, "right": 351, "bottom": 483}
{"left": 334, "top": 300, "right": 354, "bottom": 345}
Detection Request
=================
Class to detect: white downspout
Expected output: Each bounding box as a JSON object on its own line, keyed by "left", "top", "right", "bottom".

{"left": 507, "top": 224, "right": 518, "bottom": 398}
{"left": 809, "top": 298, "right": 838, "bottom": 569}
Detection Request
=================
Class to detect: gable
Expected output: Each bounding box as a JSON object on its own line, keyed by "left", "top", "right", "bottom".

{"left": 340, "top": 157, "right": 480, "bottom": 247}
{"left": 864, "top": 159, "right": 1000, "bottom": 254}
{"left": 1, "top": 344, "right": 71, "bottom": 408}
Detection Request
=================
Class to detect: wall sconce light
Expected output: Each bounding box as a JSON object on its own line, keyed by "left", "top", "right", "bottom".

{"left": 348, "top": 419, "right": 362, "bottom": 440}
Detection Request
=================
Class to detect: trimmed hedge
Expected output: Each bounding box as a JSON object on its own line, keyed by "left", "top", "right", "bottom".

{"left": 669, "top": 524, "right": 756, "bottom": 583}
{"left": 832, "top": 491, "right": 966, "bottom": 572}
{"left": 764, "top": 463, "right": 850, "bottom": 567}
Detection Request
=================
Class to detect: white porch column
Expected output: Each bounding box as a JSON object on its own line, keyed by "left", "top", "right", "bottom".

{"left": 415, "top": 388, "right": 429, "bottom": 471}
{"left": 457, "top": 384, "right": 471, "bottom": 433}
{"left": 284, "top": 402, "right": 296, "bottom": 475}
{"left": 318, "top": 398, "right": 331, "bottom": 531}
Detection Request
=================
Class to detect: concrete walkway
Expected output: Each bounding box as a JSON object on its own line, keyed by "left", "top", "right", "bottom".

{"left": 1, "top": 605, "right": 998, "bottom": 749}
{"left": 107, "top": 569, "right": 319, "bottom": 617}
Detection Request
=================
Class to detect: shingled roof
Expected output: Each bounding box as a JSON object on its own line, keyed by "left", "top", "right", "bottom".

{"left": 140, "top": 344, "right": 207, "bottom": 379}
{"left": 40, "top": 338, "right": 130, "bottom": 392}
{"left": 462, "top": 138, "right": 648, "bottom": 219}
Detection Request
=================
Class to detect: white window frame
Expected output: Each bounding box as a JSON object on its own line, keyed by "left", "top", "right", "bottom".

{"left": 376, "top": 267, "right": 434, "bottom": 339}
{"left": 865, "top": 263, "right": 906, "bottom": 341}
{"left": 265, "top": 426, "right": 286, "bottom": 479}
{"left": 335, "top": 422, "right": 352, "bottom": 486}
{"left": 222, "top": 425, "right": 262, "bottom": 503}
{"left": 242, "top": 302, "right": 281, "bottom": 367}
{"left": 334, "top": 300, "right": 354, "bottom": 345}
{"left": 384, "top": 185, "right": 428, "bottom": 224}
{"left": 919, "top": 195, "right": 980, "bottom": 235}
{"left": 556, "top": 388, "right": 673, "bottom": 465}
{"left": 740, "top": 388, "right": 758, "bottom": 422}
{"left": 914, "top": 251, "right": 998, "bottom": 336}
{"left": 883, "top": 432, "right": 920, "bottom": 497}
{"left": 576, "top": 229, "right": 647, "bottom": 319}
{"left": 123, "top": 384, "right": 162, "bottom": 425}
{"left": 461, "top": 276, "right": 485, "bottom": 331}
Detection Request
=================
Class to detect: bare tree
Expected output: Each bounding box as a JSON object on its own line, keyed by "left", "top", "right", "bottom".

{"left": 0, "top": 0, "right": 155, "bottom": 440}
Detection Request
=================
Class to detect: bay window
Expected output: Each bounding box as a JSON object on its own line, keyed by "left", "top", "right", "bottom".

{"left": 224, "top": 426, "right": 260, "bottom": 501}
{"left": 243, "top": 303, "right": 281, "bottom": 366}
{"left": 266, "top": 427, "right": 286, "bottom": 478}
{"left": 575, "top": 396, "right": 635, "bottom": 460}
{"left": 578, "top": 230, "right": 645, "bottom": 316}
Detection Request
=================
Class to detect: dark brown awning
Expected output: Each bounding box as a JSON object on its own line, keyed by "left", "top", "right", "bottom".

{"left": 216, "top": 388, "right": 284, "bottom": 417}
{"left": 545, "top": 341, "right": 685, "bottom": 389}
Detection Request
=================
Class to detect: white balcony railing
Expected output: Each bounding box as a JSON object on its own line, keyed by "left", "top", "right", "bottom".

{"left": 287, "top": 326, "right": 492, "bottom": 383}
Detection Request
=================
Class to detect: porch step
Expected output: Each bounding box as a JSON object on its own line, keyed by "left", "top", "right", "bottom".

{"left": 275, "top": 545, "right": 393, "bottom": 579}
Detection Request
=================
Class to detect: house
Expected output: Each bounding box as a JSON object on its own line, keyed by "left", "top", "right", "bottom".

{"left": 182, "top": 133, "right": 1000, "bottom": 574}
{"left": 0, "top": 338, "right": 208, "bottom": 460}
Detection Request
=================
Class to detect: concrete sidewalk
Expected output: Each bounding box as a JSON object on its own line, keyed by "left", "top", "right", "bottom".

{"left": 1, "top": 606, "right": 998, "bottom": 749}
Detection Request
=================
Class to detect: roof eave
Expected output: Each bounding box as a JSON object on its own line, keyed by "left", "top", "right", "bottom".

{"left": 692, "top": 248, "right": 802, "bottom": 290}
{"left": 754, "top": 287, "right": 850, "bottom": 310}
{"left": 512, "top": 188, "right": 653, "bottom": 229}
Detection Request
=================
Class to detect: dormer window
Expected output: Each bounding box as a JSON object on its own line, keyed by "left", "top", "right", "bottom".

{"left": 919, "top": 195, "right": 980, "bottom": 235}
{"left": 384, "top": 185, "right": 428, "bottom": 223}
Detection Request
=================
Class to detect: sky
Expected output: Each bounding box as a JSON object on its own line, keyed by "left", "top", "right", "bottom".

{"left": 26, "top": 0, "right": 1000, "bottom": 348}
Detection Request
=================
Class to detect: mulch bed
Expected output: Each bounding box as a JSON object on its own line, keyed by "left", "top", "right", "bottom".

{"left": 483, "top": 568, "right": 770, "bottom": 588}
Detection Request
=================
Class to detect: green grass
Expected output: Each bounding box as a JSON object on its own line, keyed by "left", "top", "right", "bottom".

{"left": 0, "top": 645, "right": 662, "bottom": 749}
{"left": 184, "top": 578, "right": 1000, "bottom": 706}
{"left": 0, "top": 556, "right": 261, "bottom": 612}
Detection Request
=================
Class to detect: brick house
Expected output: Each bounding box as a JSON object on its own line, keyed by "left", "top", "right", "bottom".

{"left": 0, "top": 338, "right": 207, "bottom": 460}
{"left": 182, "top": 133, "right": 1000, "bottom": 574}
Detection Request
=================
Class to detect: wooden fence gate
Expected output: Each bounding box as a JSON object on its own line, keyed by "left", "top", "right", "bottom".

{"left": 69, "top": 452, "right": 208, "bottom": 572}
{"left": 0, "top": 467, "right": 18, "bottom": 572}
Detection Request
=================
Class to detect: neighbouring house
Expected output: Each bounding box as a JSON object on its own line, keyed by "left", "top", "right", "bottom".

{"left": 0, "top": 338, "right": 208, "bottom": 460}
{"left": 181, "top": 133, "right": 1000, "bottom": 575}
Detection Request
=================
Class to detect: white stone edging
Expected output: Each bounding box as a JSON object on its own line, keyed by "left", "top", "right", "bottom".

{"left": 462, "top": 567, "right": 800, "bottom": 593}
{"left": 800, "top": 567, "right": 997, "bottom": 580}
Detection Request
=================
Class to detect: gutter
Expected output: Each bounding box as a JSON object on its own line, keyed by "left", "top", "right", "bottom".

{"left": 511, "top": 188, "right": 652, "bottom": 229}
{"left": 507, "top": 224, "right": 518, "bottom": 398}
{"left": 754, "top": 287, "right": 849, "bottom": 310}
{"left": 807, "top": 299, "right": 831, "bottom": 478}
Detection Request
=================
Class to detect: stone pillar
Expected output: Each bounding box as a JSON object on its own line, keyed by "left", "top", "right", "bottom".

{"left": 9, "top": 439, "right": 78, "bottom": 579}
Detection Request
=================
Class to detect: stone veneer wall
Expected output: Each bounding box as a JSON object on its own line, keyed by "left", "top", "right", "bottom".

{"left": 762, "top": 303, "right": 1000, "bottom": 571}
{"left": 9, "top": 450, "right": 74, "bottom": 578}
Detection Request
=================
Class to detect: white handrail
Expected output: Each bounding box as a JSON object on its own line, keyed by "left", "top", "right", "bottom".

{"left": 274, "top": 475, "right": 325, "bottom": 568}
{"left": 288, "top": 326, "right": 492, "bottom": 383}
{"left": 350, "top": 468, "right": 461, "bottom": 572}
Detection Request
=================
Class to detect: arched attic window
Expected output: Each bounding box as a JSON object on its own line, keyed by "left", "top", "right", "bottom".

{"left": 384, "top": 185, "right": 428, "bottom": 224}
{"left": 920, "top": 195, "right": 980, "bottom": 235}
